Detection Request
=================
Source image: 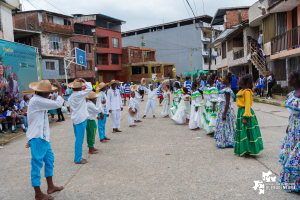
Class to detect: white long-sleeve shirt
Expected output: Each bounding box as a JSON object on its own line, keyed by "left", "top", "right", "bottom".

{"left": 107, "top": 88, "right": 123, "bottom": 111}
{"left": 96, "top": 91, "right": 107, "bottom": 114}
{"left": 128, "top": 97, "right": 136, "bottom": 112}
{"left": 143, "top": 85, "right": 161, "bottom": 101}
{"left": 87, "top": 100, "right": 102, "bottom": 120}
{"left": 134, "top": 91, "right": 142, "bottom": 100}
{"left": 69, "top": 82, "right": 93, "bottom": 125}
{"left": 26, "top": 95, "right": 64, "bottom": 142}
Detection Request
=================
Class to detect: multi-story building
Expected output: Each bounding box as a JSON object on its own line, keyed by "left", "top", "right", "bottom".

{"left": 119, "top": 46, "right": 175, "bottom": 82}
{"left": 122, "top": 16, "right": 220, "bottom": 76}
{"left": 73, "top": 14, "right": 125, "bottom": 82}
{"left": 0, "top": 0, "right": 20, "bottom": 42}
{"left": 210, "top": 6, "right": 263, "bottom": 81}
{"left": 13, "top": 10, "right": 74, "bottom": 82}
{"left": 248, "top": 0, "right": 300, "bottom": 91}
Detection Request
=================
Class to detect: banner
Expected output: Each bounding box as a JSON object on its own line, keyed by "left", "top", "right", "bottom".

{"left": 0, "top": 39, "right": 38, "bottom": 99}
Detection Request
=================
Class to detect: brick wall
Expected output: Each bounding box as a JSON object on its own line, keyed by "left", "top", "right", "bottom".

{"left": 225, "top": 10, "right": 249, "bottom": 29}
{"left": 122, "top": 48, "right": 129, "bottom": 64}
{"left": 41, "top": 33, "right": 71, "bottom": 56}
{"left": 122, "top": 48, "right": 156, "bottom": 64}
{"left": 13, "top": 12, "right": 40, "bottom": 31}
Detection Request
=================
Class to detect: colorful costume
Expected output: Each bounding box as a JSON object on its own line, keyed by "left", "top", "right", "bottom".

{"left": 201, "top": 87, "right": 219, "bottom": 134}
{"left": 279, "top": 92, "right": 300, "bottom": 192}
{"left": 234, "top": 89, "right": 264, "bottom": 156}
{"left": 189, "top": 90, "right": 202, "bottom": 129}
{"left": 214, "top": 88, "right": 236, "bottom": 148}
{"left": 170, "top": 89, "right": 182, "bottom": 117}
{"left": 96, "top": 91, "right": 108, "bottom": 140}
{"left": 161, "top": 91, "right": 171, "bottom": 117}
{"left": 172, "top": 94, "right": 190, "bottom": 124}
{"left": 86, "top": 100, "right": 102, "bottom": 148}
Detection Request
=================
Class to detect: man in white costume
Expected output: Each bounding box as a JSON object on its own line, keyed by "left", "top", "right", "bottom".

{"left": 142, "top": 84, "right": 161, "bottom": 118}
{"left": 107, "top": 80, "right": 123, "bottom": 133}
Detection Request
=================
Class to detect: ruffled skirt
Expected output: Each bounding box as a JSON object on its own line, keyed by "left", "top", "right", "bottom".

{"left": 161, "top": 99, "right": 170, "bottom": 117}
{"left": 189, "top": 105, "right": 202, "bottom": 129}
{"left": 234, "top": 107, "right": 264, "bottom": 156}
{"left": 170, "top": 98, "right": 180, "bottom": 117}
{"left": 172, "top": 102, "right": 190, "bottom": 124}
{"left": 214, "top": 102, "right": 236, "bottom": 148}
{"left": 201, "top": 102, "right": 218, "bottom": 134}
{"left": 279, "top": 114, "right": 300, "bottom": 192}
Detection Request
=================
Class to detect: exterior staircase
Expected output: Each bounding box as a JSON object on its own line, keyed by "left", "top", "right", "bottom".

{"left": 247, "top": 42, "right": 268, "bottom": 76}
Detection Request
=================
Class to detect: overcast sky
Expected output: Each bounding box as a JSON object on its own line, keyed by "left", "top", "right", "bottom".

{"left": 23, "top": 0, "right": 258, "bottom": 31}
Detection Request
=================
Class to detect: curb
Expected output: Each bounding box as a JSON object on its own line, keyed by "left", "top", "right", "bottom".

{"left": 253, "top": 97, "right": 285, "bottom": 107}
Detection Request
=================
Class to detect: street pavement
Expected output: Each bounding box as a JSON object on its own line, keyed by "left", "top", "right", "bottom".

{"left": 0, "top": 94, "right": 298, "bottom": 199}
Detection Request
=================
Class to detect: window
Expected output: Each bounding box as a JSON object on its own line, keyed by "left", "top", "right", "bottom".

{"left": 203, "top": 44, "right": 208, "bottom": 51}
{"left": 204, "top": 57, "right": 209, "bottom": 64}
{"left": 46, "top": 61, "right": 55, "bottom": 70}
{"left": 78, "top": 43, "right": 85, "bottom": 51}
{"left": 112, "top": 38, "right": 119, "bottom": 48}
{"left": 106, "top": 73, "right": 114, "bottom": 81}
{"left": 222, "top": 42, "right": 226, "bottom": 59}
{"left": 47, "top": 15, "right": 53, "bottom": 23}
{"left": 111, "top": 54, "right": 119, "bottom": 64}
{"left": 49, "top": 35, "right": 62, "bottom": 50}
{"left": 86, "top": 60, "right": 92, "bottom": 70}
{"left": 64, "top": 19, "right": 71, "bottom": 26}
{"left": 203, "top": 32, "right": 207, "bottom": 37}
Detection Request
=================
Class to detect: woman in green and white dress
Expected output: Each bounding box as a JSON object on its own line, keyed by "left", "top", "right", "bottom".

{"left": 201, "top": 74, "right": 219, "bottom": 135}
{"left": 170, "top": 82, "right": 182, "bottom": 118}
{"left": 171, "top": 87, "right": 191, "bottom": 125}
{"left": 189, "top": 82, "right": 202, "bottom": 130}
{"left": 161, "top": 85, "right": 171, "bottom": 118}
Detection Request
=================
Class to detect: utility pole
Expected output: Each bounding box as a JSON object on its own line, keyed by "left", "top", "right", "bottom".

{"left": 191, "top": 48, "right": 193, "bottom": 81}
{"left": 209, "top": 29, "right": 213, "bottom": 72}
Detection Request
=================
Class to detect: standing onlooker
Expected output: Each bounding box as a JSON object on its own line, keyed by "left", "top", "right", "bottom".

{"left": 65, "top": 86, "right": 72, "bottom": 115}
{"left": 258, "top": 75, "right": 266, "bottom": 97}
{"left": 48, "top": 93, "right": 57, "bottom": 121}
{"left": 258, "top": 30, "right": 263, "bottom": 50}
{"left": 53, "top": 90, "right": 64, "bottom": 122}
{"left": 123, "top": 80, "right": 130, "bottom": 106}
{"left": 199, "top": 77, "right": 205, "bottom": 103}
{"left": 231, "top": 74, "right": 238, "bottom": 102}
{"left": 184, "top": 77, "right": 192, "bottom": 95}
{"left": 169, "top": 78, "right": 173, "bottom": 93}
{"left": 266, "top": 72, "right": 275, "bottom": 99}
{"left": 139, "top": 83, "right": 144, "bottom": 101}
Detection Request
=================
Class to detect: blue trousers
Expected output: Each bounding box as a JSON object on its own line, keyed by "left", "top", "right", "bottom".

{"left": 73, "top": 120, "right": 87, "bottom": 163}
{"left": 29, "top": 138, "right": 54, "bottom": 187}
{"left": 19, "top": 115, "right": 28, "bottom": 127}
{"left": 98, "top": 114, "right": 107, "bottom": 140}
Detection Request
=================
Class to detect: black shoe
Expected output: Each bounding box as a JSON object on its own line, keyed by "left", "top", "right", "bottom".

{"left": 12, "top": 129, "right": 18, "bottom": 133}
{"left": 61, "top": 119, "right": 65, "bottom": 121}
{"left": 2, "top": 128, "right": 8, "bottom": 132}
{"left": 23, "top": 128, "right": 27, "bottom": 132}
{"left": 0, "top": 129, "right": 4, "bottom": 134}
{"left": 56, "top": 120, "right": 62, "bottom": 122}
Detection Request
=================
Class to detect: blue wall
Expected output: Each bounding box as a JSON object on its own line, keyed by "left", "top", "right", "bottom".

{"left": 41, "top": 59, "right": 59, "bottom": 79}
{"left": 122, "top": 22, "right": 203, "bottom": 76}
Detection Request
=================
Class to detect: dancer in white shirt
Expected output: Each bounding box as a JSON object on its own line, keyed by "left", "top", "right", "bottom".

{"left": 131, "top": 85, "right": 142, "bottom": 123}
{"left": 107, "top": 80, "right": 123, "bottom": 133}
{"left": 128, "top": 91, "right": 137, "bottom": 127}
{"left": 143, "top": 84, "right": 161, "bottom": 118}
{"left": 86, "top": 92, "right": 102, "bottom": 154}
{"left": 68, "top": 78, "right": 92, "bottom": 164}
{"left": 26, "top": 79, "right": 64, "bottom": 200}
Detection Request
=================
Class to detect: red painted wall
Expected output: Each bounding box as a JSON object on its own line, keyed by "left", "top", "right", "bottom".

{"left": 287, "top": 11, "right": 293, "bottom": 31}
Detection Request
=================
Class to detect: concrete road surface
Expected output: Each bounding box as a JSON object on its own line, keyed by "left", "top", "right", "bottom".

{"left": 0, "top": 94, "right": 297, "bottom": 199}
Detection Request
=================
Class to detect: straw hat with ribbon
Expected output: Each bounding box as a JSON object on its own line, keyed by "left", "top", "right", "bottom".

{"left": 96, "top": 82, "right": 108, "bottom": 90}
{"left": 109, "top": 80, "right": 120, "bottom": 86}
{"left": 130, "top": 84, "right": 139, "bottom": 92}
{"left": 86, "top": 91, "right": 100, "bottom": 99}
{"left": 68, "top": 79, "right": 85, "bottom": 89}
{"left": 129, "top": 107, "right": 137, "bottom": 117}
{"left": 140, "top": 78, "right": 146, "bottom": 86}
{"left": 29, "top": 80, "right": 57, "bottom": 92}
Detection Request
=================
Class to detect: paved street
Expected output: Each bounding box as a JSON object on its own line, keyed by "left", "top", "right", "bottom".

{"left": 0, "top": 94, "right": 297, "bottom": 200}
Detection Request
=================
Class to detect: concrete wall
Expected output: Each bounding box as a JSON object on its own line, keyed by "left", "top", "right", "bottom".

{"left": 122, "top": 22, "right": 204, "bottom": 75}
{"left": 41, "top": 59, "right": 59, "bottom": 79}
{"left": 6, "top": 0, "right": 20, "bottom": 8}
{"left": 0, "top": 4, "right": 15, "bottom": 41}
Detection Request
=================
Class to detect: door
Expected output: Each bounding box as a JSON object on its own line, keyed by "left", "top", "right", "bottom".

{"left": 292, "top": 7, "right": 298, "bottom": 47}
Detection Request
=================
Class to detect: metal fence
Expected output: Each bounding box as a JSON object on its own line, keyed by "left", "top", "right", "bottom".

{"left": 96, "top": 43, "right": 109, "bottom": 48}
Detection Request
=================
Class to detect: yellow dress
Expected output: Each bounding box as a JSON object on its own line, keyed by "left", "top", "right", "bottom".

{"left": 234, "top": 89, "right": 264, "bottom": 156}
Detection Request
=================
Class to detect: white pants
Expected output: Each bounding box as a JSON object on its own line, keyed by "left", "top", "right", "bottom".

{"left": 144, "top": 100, "right": 156, "bottom": 116}
{"left": 134, "top": 104, "right": 140, "bottom": 121}
{"left": 128, "top": 115, "right": 135, "bottom": 126}
{"left": 111, "top": 109, "right": 121, "bottom": 129}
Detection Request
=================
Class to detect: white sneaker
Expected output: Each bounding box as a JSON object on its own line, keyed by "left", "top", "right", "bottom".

{"left": 66, "top": 112, "right": 71, "bottom": 115}
{"left": 268, "top": 97, "right": 272, "bottom": 99}
{"left": 201, "top": 100, "right": 204, "bottom": 103}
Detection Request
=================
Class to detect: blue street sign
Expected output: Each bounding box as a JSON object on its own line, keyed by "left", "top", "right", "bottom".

{"left": 75, "top": 47, "right": 86, "bottom": 67}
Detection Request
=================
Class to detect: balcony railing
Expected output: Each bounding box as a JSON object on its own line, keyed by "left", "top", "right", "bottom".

{"left": 268, "top": 0, "right": 282, "bottom": 7}
{"left": 112, "top": 43, "right": 120, "bottom": 48}
{"left": 98, "top": 61, "right": 109, "bottom": 65}
{"left": 271, "top": 25, "right": 300, "bottom": 55}
{"left": 97, "top": 43, "right": 109, "bottom": 48}
{"left": 233, "top": 49, "right": 244, "bottom": 60}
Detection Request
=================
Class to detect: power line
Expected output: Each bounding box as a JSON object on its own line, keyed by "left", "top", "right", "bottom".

{"left": 42, "top": 0, "right": 70, "bottom": 16}
{"left": 182, "top": 0, "right": 192, "bottom": 18}
{"left": 193, "top": 0, "right": 198, "bottom": 16}
{"left": 201, "top": 0, "right": 206, "bottom": 15}
{"left": 26, "top": 0, "right": 41, "bottom": 10}
{"left": 185, "top": 0, "right": 197, "bottom": 18}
